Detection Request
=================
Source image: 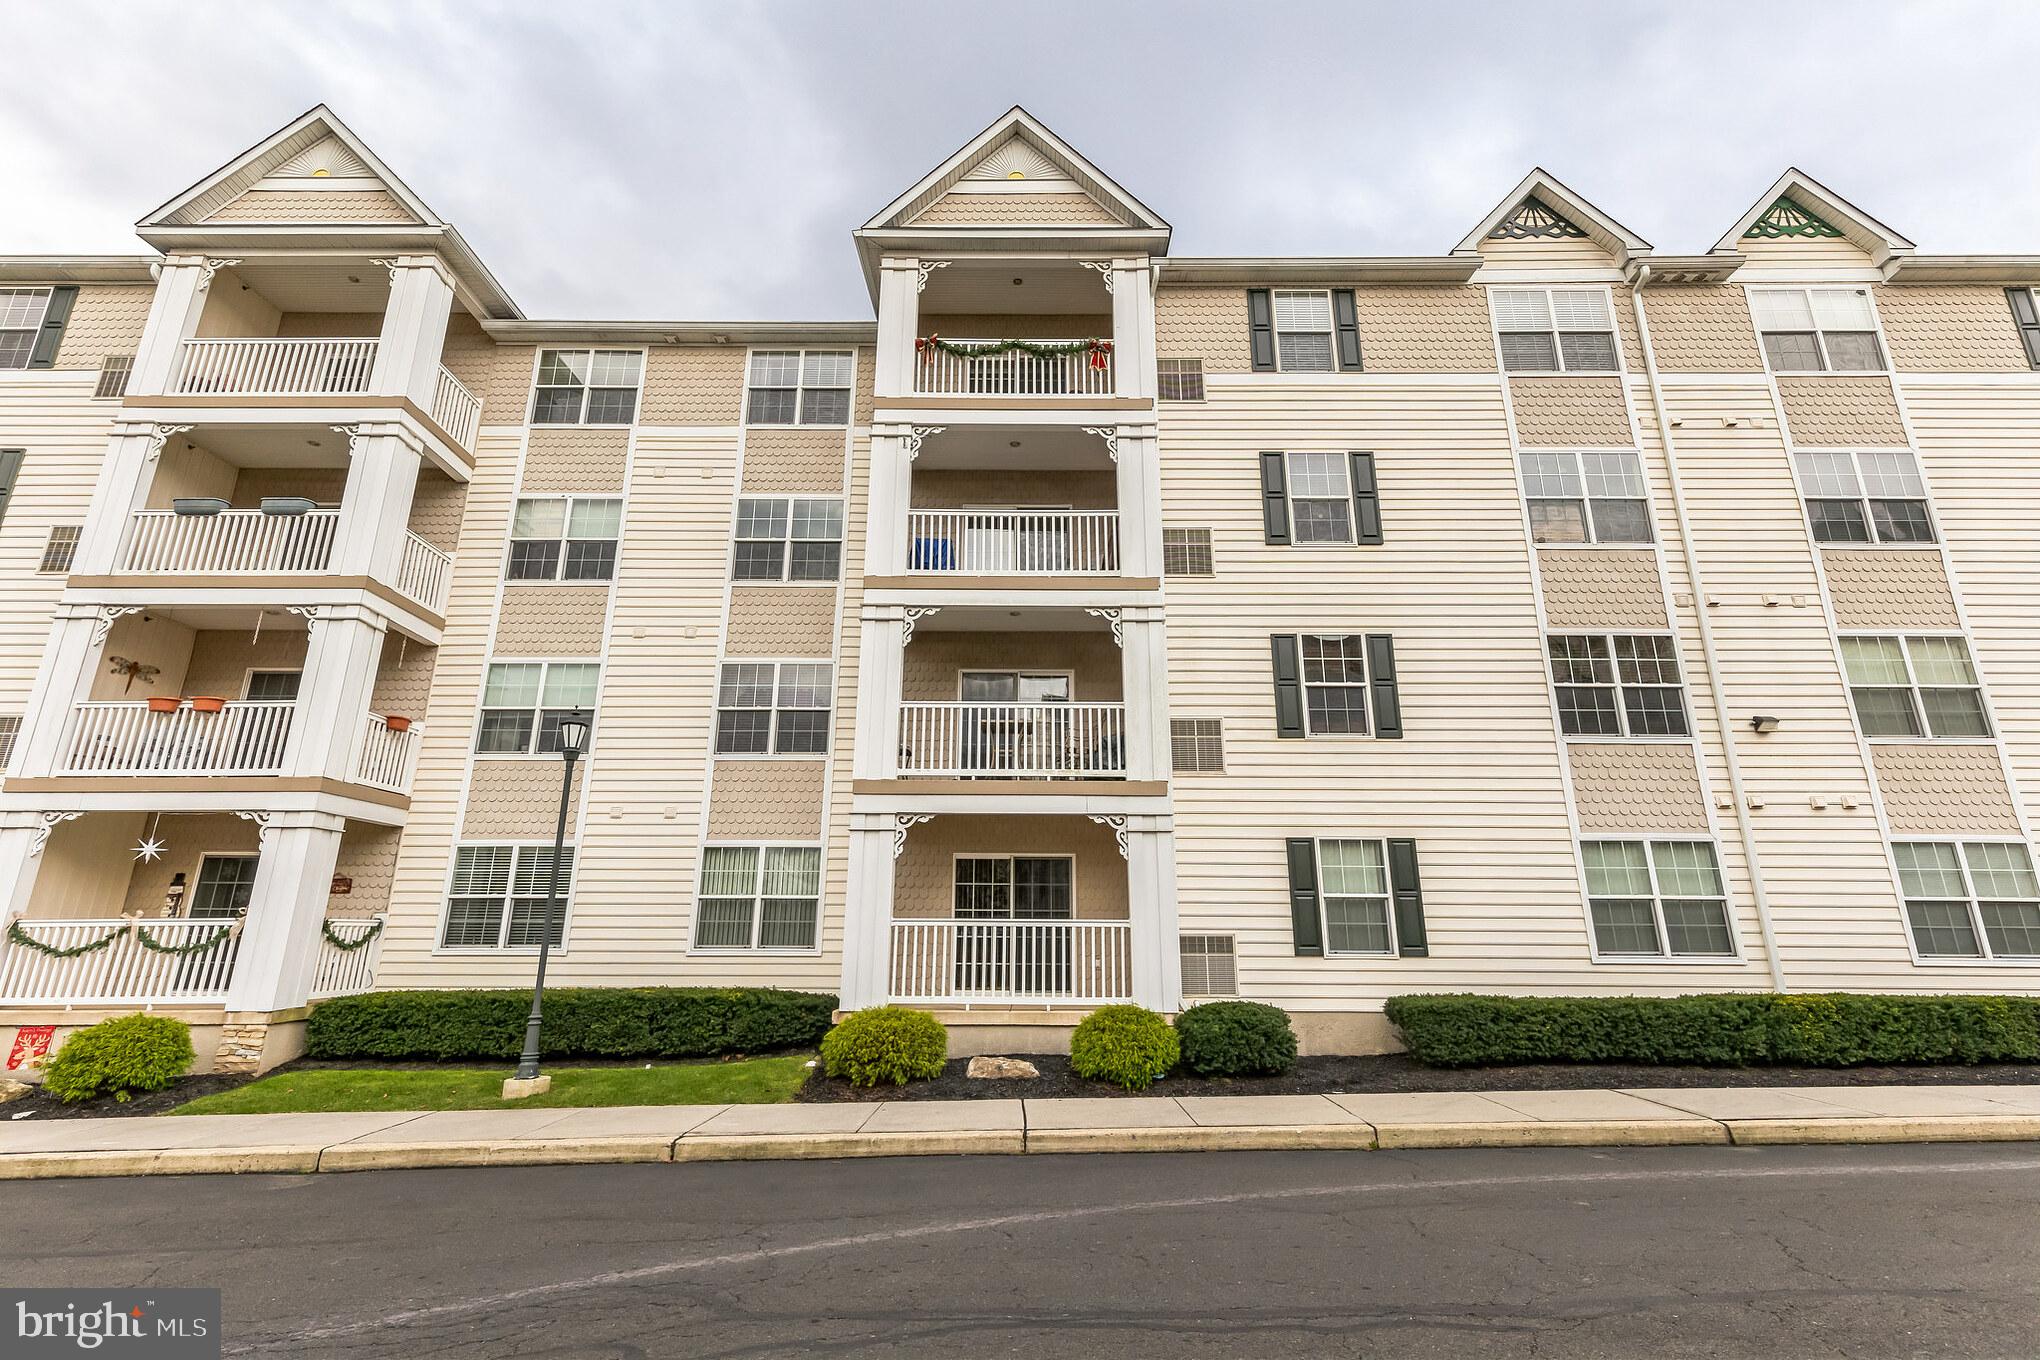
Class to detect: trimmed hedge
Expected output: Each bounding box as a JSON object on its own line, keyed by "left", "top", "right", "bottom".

{"left": 1175, "top": 1001, "right": 1297, "bottom": 1077}
{"left": 306, "top": 987, "right": 837, "bottom": 1061}
{"left": 821, "top": 1007, "right": 948, "bottom": 1087}
{"left": 1384, "top": 992, "right": 2040, "bottom": 1069}
{"left": 43, "top": 1014, "right": 195, "bottom": 1103}
{"left": 1069, "top": 1004, "right": 1180, "bottom": 1091}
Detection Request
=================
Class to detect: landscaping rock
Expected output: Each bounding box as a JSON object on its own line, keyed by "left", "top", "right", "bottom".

{"left": 0, "top": 1078, "right": 30, "bottom": 1104}
{"left": 966, "top": 1056, "right": 1039, "bottom": 1081}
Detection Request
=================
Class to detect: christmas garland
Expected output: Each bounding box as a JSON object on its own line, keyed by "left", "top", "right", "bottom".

{"left": 135, "top": 922, "right": 235, "bottom": 956}
{"left": 321, "top": 917, "right": 385, "bottom": 952}
{"left": 916, "top": 334, "right": 1113, "bottom": 368}
{"left": 7, "top": 918, "right": 127, "bottom": 959}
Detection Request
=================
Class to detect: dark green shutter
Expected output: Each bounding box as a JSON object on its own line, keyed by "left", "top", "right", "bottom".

{"left": 1259, "top": 451, "right": 1290, "bottom": 544}
{"left": 0, "top": 450, "right": 21, "bottom": 528}
{"left": 1350, "top": 452, "right": 1382, "bottom": 545}
{"left": 26, "top": 287, "right": 76, "bottom": 369}
{"left": 1248, "top": 289, "right": 1276, "bottom": 371}
{"left": 1332, "top": 289, "right": 1363, "bottom": 371}
{"left": 1285, "top": 838, "right": 1323, "bottom": 956}
{"left": 1365, "top": 633, "right": 1402, "bottom": 738}
{"left": 1387, "top": 838, "right": 1428, "bottom": 956}
{"left": 2009, "top": 289, "right": 2040, "bottom": 369}
{"left": 1270, "top": 634, "right": 1305, "bottom": 738}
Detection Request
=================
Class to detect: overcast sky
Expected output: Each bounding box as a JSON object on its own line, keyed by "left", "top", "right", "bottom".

{"left": 3, "top": 2, "right": 2035, "bottom": 321}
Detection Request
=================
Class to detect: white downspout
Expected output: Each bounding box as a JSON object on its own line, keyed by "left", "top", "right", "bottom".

{"left": 1627, "top": 262, "right": 1788, "bottom": 993}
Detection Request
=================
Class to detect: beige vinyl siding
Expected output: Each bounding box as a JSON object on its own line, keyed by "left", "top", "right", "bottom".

{"left": 369, "top": 632, "right": 435, "bottom": 716}
{"left": 494, "top": 584, "right": 610, "bottom": 654}
{"left": 893, "top": 815, "right": 1128, "bottom": 919}
{"left": 230, "top": 465, "right": 348, "bottom": 508}
{"left": 639, "top": 346, "right": 745, "bottom": 425}
{"left": 910, "top": 469, "right": 1117, "bottom": 509}
{"left": 50, "top": 286, "right": 153, "bottom": 370}
{"left": 853, "top": 347, "right": 876, "bottom": 429}
{"left": 178, "top": 628, "right": 308, "bottom": 698}
{"left": 439, "top": 316, "right": 534, "bottom": 423}
{"left": 405, "top": 469, "right": 467, "bottom": 552}
{"left": 1508, "top": 376, "right": 1633, "bottom": 445}
{"left": 1878, "top": 286, "right": 2032, "bottom": 372}
{"left": 520, "top": 428, "right": 629, "bottom": 492}
{"left": 909, "top": 191, "right": 1121, "bottom": 226}
{"left": 1155, "top": 286, "right": 1252, "bottom": 374}
{"left": 705, "top": 760, "right": 826, "bottom": 839}
{"left": 1473, "top": 236, "right": 1616, "bottom": 268}
{"left": 1538, "top": 548, "right": 1667, "bottom": 628}
{"left": 1871, "top": 745, "right": 2021, "bottom": 835}
{"left": 742, "top": 429, "right": 845, "bottom": 493}
{"left": 1736, "top": 237, "right": 1877, "bottom": 269}
{"left": 205, "top": 189, "right": 417, "bottom": 223}
{"left": 1821, "top": 549, "right": 1959, "bottom": 629}
{"left": 461, "top": 758, "right": 586, "bottom": 836}
{"left": 274, "top": 311, "right": 381, "bottom": 338}
{"left": 726, "top": 586, "right": 836, "bottom": 655}
{"left": 1349, "top": 288, "right": 1496, "bottom": 373}
{"left": 1777, "top": 376, "right": 1908, "bottom": 445}
{"left": 1567, "top": 744, "right": 1711, "bottom": 833}
{"left": 902, "top": 630, "right": 1122, "bottom": 701}
{"left": 330, "top": 823, "right": 402, "bottom": 919}
{"left": 1640, "top": 287, "right": 1765, "bottom": 372}
{"left": 30, "top": 815, "right": 143, "bottom": 919}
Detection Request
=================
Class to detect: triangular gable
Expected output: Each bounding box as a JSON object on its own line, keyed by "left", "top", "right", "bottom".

{"left": 140, "top": 105, "right": 440, "bottom": 229}
{"left": 1487, "top": 196, "right": 1589, "bottom": 241}
{"left": 1456, "top": 169, "right": 1651, "bottom": 266}
{"left": 1713, "top": 170, "right": 1913, "bottom": 264}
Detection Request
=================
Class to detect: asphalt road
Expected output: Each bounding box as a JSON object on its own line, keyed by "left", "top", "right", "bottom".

{"left": 6, "top": 1144, "right": 2040, "bottom": 1358}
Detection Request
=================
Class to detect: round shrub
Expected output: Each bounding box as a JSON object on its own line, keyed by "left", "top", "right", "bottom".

{"left": 41, "top": 1015, "right": 194, "bottom": 1104}
{"left": 1069, "top": 1004, "right": 1179, "bottom": 1091}
{"left": 820, "top": 1007, "right": 948, "bottom": 1087}
{"left": 1174, "top": 1001, "right": 1298, "bottom": 1077}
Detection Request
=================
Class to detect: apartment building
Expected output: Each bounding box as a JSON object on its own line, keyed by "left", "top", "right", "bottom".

{"left": 3, "top": 105, "right": 2039, "bottom": 1071}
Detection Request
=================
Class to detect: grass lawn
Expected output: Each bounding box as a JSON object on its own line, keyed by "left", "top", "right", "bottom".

{"left": 169, "top": 1054, "right": 813, "bottom": 1115}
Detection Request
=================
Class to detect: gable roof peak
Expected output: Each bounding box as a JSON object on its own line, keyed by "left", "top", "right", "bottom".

{"left": 1456, "top": 167, "right": 1651, "bottom": 263}
{"left": 1714, "top": 168, "right": 1914, "bottom": 262}
{"left": 139, "top": 104, "right": 442, "bottom": 230}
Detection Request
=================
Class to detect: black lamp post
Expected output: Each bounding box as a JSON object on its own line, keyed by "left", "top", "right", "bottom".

{"left": 512, "top": 709, "right": 589, "bottom": 1087}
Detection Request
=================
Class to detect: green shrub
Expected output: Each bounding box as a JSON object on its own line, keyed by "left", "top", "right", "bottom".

{"left": 41, "top": 1015, "right": 194, "bottom": 1103}
{"left": 305, "top": 987, "right": 837, "bottom": 1061}
{"left": 1174, "top": 1001, "right": 1298, "bottom": 1076}
{"left": 1069, "top": 1004, "right": 1179, "bottom": 1090}
{"left": 1383, "top": 992, "right": 2040, "bottom": 1069}
{"left": 819, "top": 1007, "right": 948, "bottom": 1087}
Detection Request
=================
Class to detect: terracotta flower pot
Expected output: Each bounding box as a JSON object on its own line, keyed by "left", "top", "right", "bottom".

{"left": 383, "top": 715, "right": 412, "bottom": 732}
{"left": 146, "top": 696, "right": 181, "bottom": 714}
{"left": 188, "top": 696, "right": 226, "bottom": 714}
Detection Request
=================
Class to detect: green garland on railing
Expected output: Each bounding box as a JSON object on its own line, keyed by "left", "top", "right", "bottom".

{"left": 321, "top": 917, "right": 385, "bottom": 952}
{"left": 916, "top": 334, "right": 1112, "bottom": 362}
{"left": 6, "top": 918, "right": 127, "bottom": 959}
{"left": 134, "top": 922, "right": 234, "bottom": 956}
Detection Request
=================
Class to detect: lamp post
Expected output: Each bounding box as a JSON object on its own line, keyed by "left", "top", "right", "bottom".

{"left": 506, "top": 709, "right": 589, "bottom": 1096}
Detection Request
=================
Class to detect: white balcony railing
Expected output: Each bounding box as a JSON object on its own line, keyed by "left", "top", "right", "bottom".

{"left": 172, "top": 337, "right": 378, "bottom": 397}
{"left": 61, "top": 700, "right": 295, "bottom": 776}
{"left": 311, "top": 916, "right": 386, "bottom": 999}
{"left": 120, "top": 508, "right": 340, "bottom": 575}
{"left": 0, "top": 917, "right": 241, "bottom": 1005}
{"left": 913, "top": 338, "right": 1115, "bottom": 397}
{"left": 888, "top": 919, "right": 1135, "bottom": 1006}
{"left": 897, "top": 701, "right": 1126, "bottom": 778}
{"left": 431, "top": 365, "right": 482, "bottom": 451}
{"left": 354, "top": 715, "right": 421, "bottom": 793}
{"left": 907, "top": 509, "right": 1121, "bottom": 575}
{"left": 397, "top": 531, "right": 454, "bottom": 613}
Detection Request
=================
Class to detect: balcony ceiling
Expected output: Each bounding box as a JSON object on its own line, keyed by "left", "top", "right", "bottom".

{"left": 915, "top": 425, "right": 1115, "bottom": 472}
{"left": 182, "top": 423, "right": 354, "bottom": 468}
{"left": 919, "top": 259, "right": 1111, "bottom": 317}
{"left": 120, "top": 603, "right": 314, "bottom": 633}
{"left": 222, "top": 257, "right": 396, "bottom": 316}
{"left": 909, "top": 603, "right": 1113, "bottom": 634}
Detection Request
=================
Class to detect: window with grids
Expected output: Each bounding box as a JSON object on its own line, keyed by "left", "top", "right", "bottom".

{"left": 715, "top": 661, "right": 832, "bottom": 754}
{"left": 1157, "top": 357, "right": 1206, "bottom": 401}
{"left": 476, "top": 661, "right": 600, "bottom": 754}
{"left": 1894, "top": 840, "right": 2040, "bottom": 959}
{"left": 954, "top": 856, "right": 1074, "bottom": 919}
{"left": 732, "top": 497, "right": 844, "bottom": 581}
{"left": 1280, "top": 452, "right": 1356, "bottom": 543}
{"left": 1179, "top": 935, "right": 1239, "bottom": 995}
{"left": 1792, "top": 449, "right": 1934, "bottom": 544}
{"left": 1492, "top": 288, "right": 1618, "bottom": 372}
{"left": 440, "top": 844, "right": 574, "bottom": 949}
{"left": 1271, "top": 291, "right": 1335, "bottom": 372}
{"left": 0, "top": 714, "right": 18, "bottom": 769}
{"left": 1317, "top": 838, "right": 1394, "bottom": 955}
{"left": 2010, "top": 289, "right": 2040, "bottom": 368}
{"left": 1548, "top": 634, "right": 1690, "bottom": 737}
{"left": 37, "top": 525, "right": 80, "bottom": 573}
{"left": 1162, "top": 527, "right": 1214, "bottom": 576}
{"left": 1519, "top": 449, "right": 1652, "bottom": 544}
{"left": 1750, "top": 288, "right": 1884, "bottom": 372}
{"left": 1170, "top": 718, "right": 1225, "bottom": 773}
{"left": 93, "top": 355, "right": 133, "bottom": 398}
{"left": 1840, "top": 636, "right": 1990, "bottom": 739}
{"left": 693, "top": 845, "right": 822, "bottom": 949}
{"left": 1581, "top": 840, "right": 1735, "bottom": 957}
{"left": 1301, "top": 634, "right": 1370, "bottom": 735}
{"left": 0, "top": 289, "right": 50, "bottom": 370}
{"left": 530, "top": 349, "right": 643, "bottom": 424}
{"left": 746, "top": 350, "right": 853, "bottom": 425}
{"left": 506, "top": 497, "right": 622, "bottom": 580}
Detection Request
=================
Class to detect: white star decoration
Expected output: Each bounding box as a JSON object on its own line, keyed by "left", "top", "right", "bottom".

{"left": 133, "top": 836, "right": 167, "bottom": 863}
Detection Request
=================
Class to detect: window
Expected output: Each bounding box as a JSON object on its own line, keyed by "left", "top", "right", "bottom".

{"left": 188, "top": 855, "right": 261, "bottom": 919}
{"left": 1179, "top": 935, "right": 1238, "bottom": 995}
{"left": 1271, "top": 291, "right": 1335, "bottom": 372}
{"left": 715, "top": 661, "right": 832, "bottom": 754}
{"left": 242, "top": 671, "right": 301, "bottom": 702}
{"left": 953, "top": 855, "right": 1074, "bottom": 920}
{"left": 1581, "top": 840, "right": 1735, "bottom": 957}
{"left": 1492, "top": 288, "right": 1618, "bottom": 373}
{"left": 1840, "top": 636, "right": 1990, "bottom": 739}
{"left": 1162, "top": 526, "right": 1214, "bottom": 577}
{"left": 693, "top": 845, "right": 822, "bottom": 950}
{"left": 746, "top": 350, "right": 853, "bottom": 426}
{"left": 440, "top": 844, "right": 573, "bottom": 949}
{"left": 1894, "top": 840, "right": 2040, "bottom": 959}
{"left": 476, "top": 661, "right": 600, "bottom": 754}
{"left": 93, "top": 355, "right": 133, "bottom": 399}
{"left": 0, "top": 450, "right": 20, "bottom": 528}
{"left": 1519, "top": 449, "right": 1652, "bottom": 544}
{"left": 1548, "top": 635, "right": 1690, "bottom": 737}
{"left": 0, "top": 715, "right": 17, "bottom": 769}
{"left": 2008, "top": 289, "right": 2040, "bottom": 369}
{"left": 507, "top": 497, "right": 623, "bottom": 581}
{"left": 1750, "top": 288, "right": 1883, "bottom": 372}
{"left": 1317, "top": 839, "right": 1394, "bottom": 955}
{"left": 530, "top": 349, "right": 642, "bottom": 425}
{"left": 1301, "top": 634, "right": 1370, "bottom": 735}
{"left": 1793, "top": 449, "right": 1934, "bottom": 544}
{"left": 37, "top": 525, "right": 80, "bottom": 574}
{"left": 1279, "top": 452, "right": 1355, "bottom": 544}
{"left": 1157, "top": 357, "right": 1206, "bottom": 401}
{"left": 1170, "top": 718, "right": 1225, "bottom": 773}
{"left": 732, "top": 497, "right": 843, "bottom": 581}
{"left": 0, "top": 289, "right": 50, "bottom": 370}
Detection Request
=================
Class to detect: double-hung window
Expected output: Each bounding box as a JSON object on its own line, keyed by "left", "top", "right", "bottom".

{"left": 1301, "top": 634, "right": 1370, "bottom": 734}
{"left": 441, "top": 844, "right": 572, "bottom": 949}
{"left": 1519, "top": 449, "right": 1652, "bottom": 544}
{"left": 1548, "top": 634, "right": 1690, "bottom": 737}
{"left": 746, "top": 350, "right": 853, "bottom": 426}
{"left": 1581, "top": 840, "right": 1735, "bottom": 957}
{"left": 1282, "top": 452, "right": 1355, "bottom": 543}
{"left": 732, "top": 497, "right": 844, "bottom": 581}
{"left": 1750, "top": 288, "right": 1883, "bottom": 372}
{"left": 1492, "top": 288, "right": 1618, "bottom": 372}
{"left": 531, "top": 349, "right": 643, "bottom": 425}
{"left": 507, "top": 497, "right": 623, "bottom": 580}
{"left": 1316, "top": 839, "right": 1395, "bottom": 955}
{"left": 1271, "top": 632, "right": 1402, "bottom": 739}
{"left": 715, "top": 661, "right": 832, "bottom": 754}
{"left": 477, "top": 661, "right": 600, "bottom": 754}
{"left": 1792, "top": 449, "right": 1934, "bottom": 544}
{"left": 0, "top": 289, "right": 51, "bottom": 370}
{"left": 1894, "top": 840, "right": 2040, "bottom": 959}
{"left": 694, "top": 845, "right": 822, "bottom": 950}
{"left": 1272, "top": 291, "right": 1335, "bottom": 372}
{"left": 1840, "top": 636, "right": 1990, "bottom": 738}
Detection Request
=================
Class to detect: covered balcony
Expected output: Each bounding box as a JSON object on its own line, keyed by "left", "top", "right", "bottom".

{"left": 908, "top": 259, "right": 1118, "bottom": 399}
{"left": 901, "top": 425, "right": 1123, "bottom": 578}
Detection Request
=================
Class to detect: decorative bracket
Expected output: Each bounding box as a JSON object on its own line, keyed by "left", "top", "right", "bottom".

{"left": 901, "top": 607, "right": 941, "bottom": 644}
{"left": 1081, "top": 426, "right": 1121, "bottom": 463}
{"left": 914, "top": 260, "right": 950, "bottom": 293}
{"left": 92, "top": 606, "right": 144, "bottom": 645}
{"left": 285, "top": 605, "right": 325, "bottom": 634}
{"left": 197, "top": 258, "right": 241, "bottom": 292}
{"left": 900, "top": 426, "right": 945, "bottom": 461}
{"left": 29, "top": 811, "right": 86, "bottom": 858}
{"left": 1087, "top": 814, "right": 1129, "bottom": 859}
{"left": 892, "top": 813, "right": 935, "bottom": 859}
{"left": 142, "top": 424, "right": 194, "bottom": 464}
{"left": 1084, "top": 607, "right": 1124, "bottom": 648}
{"left": 232, "top": 810, "right": 275, "bottom": 846}
{"left": 366, "top": 257, "right": 405, "bottom": 284}
{"left": 1078, "top": 260, "right": 1116, "bottom": 293}
{"left": 331, "top": 423, "right": 371, "bottom": 455}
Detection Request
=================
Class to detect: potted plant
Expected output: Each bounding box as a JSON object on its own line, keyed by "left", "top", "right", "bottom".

{"left": 171, "top": 497, "right": 230, "bottom": 517}
{"left": 146, "top": 695, "right": 181, "bottom": 714}
{"left": 383, "top": 715, "right": 412, "bottom": 732}
{"left": 188, "top": 695, "right": 226, "bottom": 714}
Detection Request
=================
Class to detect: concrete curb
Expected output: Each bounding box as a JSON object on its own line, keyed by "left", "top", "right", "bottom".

{"left": 1723, "top": 1114, "right": 2040, "bottom": 1146}
{"left": 1374, "top": 1119, "right": 1729, "bottom": 1150}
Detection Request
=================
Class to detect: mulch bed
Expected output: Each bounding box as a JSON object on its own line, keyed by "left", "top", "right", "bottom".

{"left": 798, "top": 1052, "right": 2040, "bottom": 1103}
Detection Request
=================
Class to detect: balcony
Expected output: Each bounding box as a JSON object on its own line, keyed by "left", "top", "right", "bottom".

{"left": 0, "top": 914, "right": 385, "bottom": 1006}
{"left": 898, "top": 701, "right": 1126, "bottom": 777}
{"left": 913, "top": 337, "right": 1114, "bottom": 397}
{"left": 62, "top": 700, "right": 295, "bottom": 776}
{"left": 167, "top": 339, "right": 480, "bottom": 454}
{"left": 354, "top": 713, "right": 423, "bottom": 793}
{"left": 888, "top": 920, "right": 1135, "bottom": 1006}
{"left": 397, "top": 531, "right": 454, "bottom": 613}
{"left": 122, "top": 508, "right": 340, "bottom": 575}
{"left": 907, "top": 509, "right": 1120, "bottom": 575}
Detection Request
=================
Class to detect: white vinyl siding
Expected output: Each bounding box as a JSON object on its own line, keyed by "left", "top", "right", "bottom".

{"left": 1493, "top": 288, "right": 1617, "bottom": 373}
{"left": 1750, "top": 288, "right": 1884, "bottom": 373}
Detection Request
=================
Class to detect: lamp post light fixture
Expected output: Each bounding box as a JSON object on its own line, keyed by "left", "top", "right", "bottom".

{"left": 504, "top": 709, "right": 591, "bottom": 1099}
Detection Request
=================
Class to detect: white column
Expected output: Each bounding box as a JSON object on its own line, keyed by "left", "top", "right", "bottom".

{"left": 1119, "top": 609, "right": 1171, "bottom": 782}
{"left": 125, "top": 256, "right": 215, "bottom": 398}
{"left": 873, "top": 258, "right": 922, "bottom": 398}
{"left": 368, "top": 255, "right": 456, "bottom": 407}
{"left": 865, "top": 427, "right": 915, "bottom": 577}
{"left": 1110, "top": 258, "right": 1155, "bottom": 401}
{"left": 10, "top": 607, "right": 107, "bottom": 778}
{"left": 282, "top": 606, "right": 388, "bottom": 783}
{"left": 1112, "top": 426, "right": 1162, "bottom": 579}
{"left": 1124, "top": 818, "right": 1181, "bottom": 1012}
{"left": 221, "top": 811, "right": 346, "bottom": 1013}
{"left": 852, "top": 606, "right": 906, "bottom": 780}
{"left": 0, "top": 816, "right": 53, "bottom": 925}
{"left": 840, "top": 816, "right": 900, "bottom": 1010}
{"left": 331, "top": 423, "right": 425, "bottom": 580}
{"left": 73, "top": 422, "right": 176, "bottom": 575}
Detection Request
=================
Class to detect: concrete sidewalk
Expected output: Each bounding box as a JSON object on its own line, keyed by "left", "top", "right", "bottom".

{"left": 5, "top": 1084, "right": 2040, "bottom": 1177}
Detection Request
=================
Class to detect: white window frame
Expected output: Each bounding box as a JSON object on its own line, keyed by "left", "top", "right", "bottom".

{"left": 950, "top": 852, "right": 1077, "bottom": 921}
{"left": 1270, "top": 290, "right": 1336, "bottom": 373}
{"left": 1279, "top": 451, "right": 1357, "bottom": 545}
{"left": 529, "top": 348, "right": 644, "bottom": 426}
{"left": 690, "top": 842, "right": 825, "bottom": 953}
{"left": 505, "top": 495, "right": 624, "bottom": 582}
{"left": 744, "top": 349, "right": 855, "bottom": 427}
{"left": 1296, "top": 633, "right": 1371, "bottom": 737}
{"left": 713, "top": 658, "right": 833, "bottom": 757}
{"left": 1838, "top": 634, "right": 1994, "bottom": 742}
{"left": 436, "top": 841, "right": 576, "bottom": 953}
{"left": 1517, "top": 448, "right": 1654, "bottom": 546}
{"left": 1578, "top": 838, "right": 1741, "bottom": 963}
{"left": 1787, "top": 448, "right": 1937, "bottom": 547}
{"left": 730, "top": 495, "right": 845, "bottom": 582}
{"left": 1315, "top": 836, "right": 1398, "bottom": 957}
{"left": 1890, "top": 838, "right": 2040, "bottom": 964}
{"left": 1546, "top": 633, "right": 1691, "bottom": 740}
{"left": 1747, "top": 286, "right": 1886, "bottom": 374}
{"left": 0, "top": 289, "right": 51, "bottom": 370}
{"left": 474, "top": 658, "right": 602, "bottom": 756}
{"left": 1489, "top": 286, "right": 1621, "bottom": 374}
